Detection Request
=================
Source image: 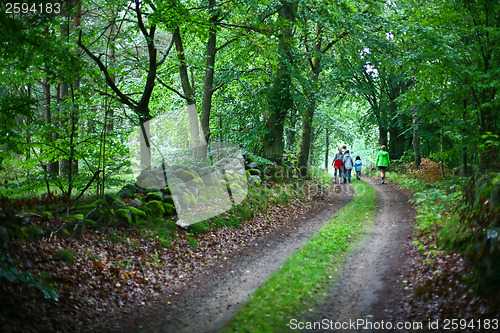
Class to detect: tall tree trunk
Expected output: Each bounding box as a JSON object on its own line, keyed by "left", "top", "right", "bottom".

{"left": 44, "top": 76, "right": 59, "bottom": 175}
{"left": 389, "top": 126, "right": 405, "bottom": 159}
{"left": 286, "top": 108, "right": 298, "bottom": 151}
{"left": 462, "top": 99, "right": 468, "bottom": 176}
{"left": 378, "top": 126, "right": 388, "bottom": 146}
{"left": 263, "top": 0, "right": 297, "bottom": 164}
{"left": 105, "top": 6, "right": 116, "bottom": 134}
{"left": 200, "top": 0, "right": 217, "bottom": 144}
{"left": 71, "top": 0, "right": 81, "bottom": 175}
{"left": 173, "top": 27, "right": 203, "bottom": 159}
{"left": 412, "top": 107, "right": 421, "bottom": 171}
{"left": 59, "top": 82, "right": 70, "bottom": 177}
{"left": 324, "top": 128, "right": 329, "bottom": 171}
{"left": 173, "top": 28, "right": 195, "bottom": 105}
{"left": 297, "top": 99, "right": 315, "bottom": 176}
{"left": 297, "top": 23, "right": 322, "bottom": 177}
{"left": 440, "top": 116, "right": 444, "bottom": 179}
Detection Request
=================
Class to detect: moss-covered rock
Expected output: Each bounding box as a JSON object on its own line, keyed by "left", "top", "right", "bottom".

{"left": 164, "top": 195, "right": 174, "bottom": 205}
{"left": 228, "top": 184, "right": 243, "bottom": 195}
{"left": 248, "top": 169, "right": 261, "bottom": 176}
{"left": 117, "top": 184, "right": 137, "bottom": 199}
{"left": 223, "top": 174, "right": 234, "bottom": 182}
{"left": 163, "top": 203, "right": 175, "bottom": 216}
{"left": 180, "top": 170, "right": 196, "bottom": 182}
{"left": 55, "top": 249, "right": 75, "bottom": 264}
{"left": 138, "top": 204, "right": 152, "bottom": 217}
{"left": 77, "top": 199, "right": 106, "bottom": 214}
{"left": 146, "top": 191, "right": 163, "bottom": 202}
{"left": 104, "top": 193, "right": 121, "bottom": 206}
{"left": 146, "top": 200, "right": 165, "bottom": 217}
{"left": 76, "top": 199, "right": 114, "bottom": 225}
{"left": 67, "top": 220, "right": 86, "bottom": 236}
{"left": 7, "top": 225, "right": 29, "bottom": 241}
{"left": 115, "top": 208, "right": 133, "bottom": 224}
{"left": 185, "top": 191, "right": 197, "bottom": 208}
{"left": 26, "top": 226, "right": 44, "bottom": 241}
{"left": 42, "top": 211, "right": 53, "bottom": 219}
{"left": 126, "top": 206, "right": 147, "bottom": 224}
{"left": 191, "top": 176, "right": 204, "bottom": 187}
{"left": 85, "top": 219, "right": 98, "bottom": 228}
{"left": 145, "top": 186, "right": 161, "bottom": 193}
{"left": 111, "top": 200, "right": 126, "bottom": 211}
{"left": 198, "top": 195, "right": 210, "bottom": 204}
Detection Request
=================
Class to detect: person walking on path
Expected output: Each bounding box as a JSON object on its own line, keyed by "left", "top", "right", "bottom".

{"left": 354, "top": 156, "right": 362, "bottom": 180}
{"left": 342, "top": 149, "right": 354, "bottom": 183}
{"left": 332, "top": 147, "right": 344, "bottom": 183}
{"left": 375, "top": 145, "right": 390, "bottom": 184}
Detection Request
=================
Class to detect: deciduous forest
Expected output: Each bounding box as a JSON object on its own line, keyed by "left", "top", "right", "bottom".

{"left": 0, "top": 0, "right": 499, "bottom": 332}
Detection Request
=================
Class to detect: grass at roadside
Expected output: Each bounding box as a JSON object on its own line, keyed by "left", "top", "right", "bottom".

{"left": 221, "top": 179, "right": 377, "bottom": 332}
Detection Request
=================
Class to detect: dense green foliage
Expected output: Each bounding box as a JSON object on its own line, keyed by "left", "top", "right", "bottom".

{"left": 1, "top": 0, "right": 497, "bottom": 198}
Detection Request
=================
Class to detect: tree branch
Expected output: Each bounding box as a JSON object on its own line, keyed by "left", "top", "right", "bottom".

{"left": 156, "top": 76, "right": 189, "bottom": 100}
{"left": 215, "top": 38, "right": 236, "bottom": 52}
{"left": 157, "top": 37, "right": 174, "bottom": 67}
{"left": 78, "top": 31, "right": 138, "bottom": 108}
{"left": 321, "top": 31, "right": 349, "bottom": 54}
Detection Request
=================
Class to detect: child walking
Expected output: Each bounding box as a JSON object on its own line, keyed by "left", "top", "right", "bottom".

{"left": 354, "top": 156, "right": 362, "bottom": 180}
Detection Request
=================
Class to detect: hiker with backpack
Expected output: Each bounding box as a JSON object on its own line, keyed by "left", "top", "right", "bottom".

{"left": 332, "top": 147, "right": 344, "bottom": 183}
{"left": 342, "top": 149, "right": 354, "bottom": 183}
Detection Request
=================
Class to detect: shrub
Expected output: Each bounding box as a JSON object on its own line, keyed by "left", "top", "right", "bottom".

{"left": 408, "top": 158, "right": 451, "bottom": 183}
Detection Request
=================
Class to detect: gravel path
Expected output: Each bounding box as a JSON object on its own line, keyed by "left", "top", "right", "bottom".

{"left": 127, "top": 185, "right": 355, "bottom": 332}
{"left": 124, "top": 179, "right": 414, "bottom": 332}
{"left": 303, "top": 178, "right": 414, "bottom": 332}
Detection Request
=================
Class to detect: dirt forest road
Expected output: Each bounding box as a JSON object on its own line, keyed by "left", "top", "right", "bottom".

{"left": 128, "top": 179, "right": 414, "bottom": 332}
{"left": 305, "top": 178, "right": 415, "bottom": 332}
{"left": 127, "top": 184, "right": 354, "bottom": 333}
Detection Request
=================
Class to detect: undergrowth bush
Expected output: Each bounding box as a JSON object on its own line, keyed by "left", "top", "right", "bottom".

{"left": 408, "top": 158, "right": 452, "bottom": 183}
{"left": 0, "top": 255, "right": 58, "bottom": 301}
{"left": 411, "top": 184, "right": 463, "bottom": 234}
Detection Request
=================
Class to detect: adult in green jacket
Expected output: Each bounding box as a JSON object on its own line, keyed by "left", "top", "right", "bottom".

{"left": 375, "top": 145, "right": 390, "bottom": 184}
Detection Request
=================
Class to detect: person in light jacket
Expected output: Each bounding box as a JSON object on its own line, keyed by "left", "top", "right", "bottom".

{"left": 354, "top": 156, "right": 362, "bottom": 180}
{"left": 375, "top": 145, "right": 390, "bottom": 184}
{"left": 342, "top": 149, "right": 354, "bottom": 183}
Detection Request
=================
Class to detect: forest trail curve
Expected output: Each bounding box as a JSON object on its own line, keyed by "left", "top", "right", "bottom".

{"left": 304, "top": 178, "right": 415, "bottom": 332}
